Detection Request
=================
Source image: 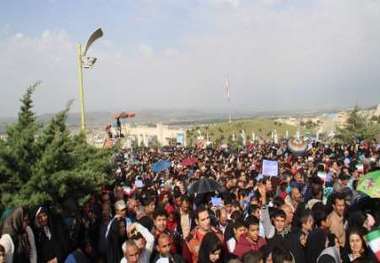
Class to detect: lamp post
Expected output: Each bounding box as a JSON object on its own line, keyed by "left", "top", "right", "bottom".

{"left": 77, "top": 28, "right": 103, "bottom": 132}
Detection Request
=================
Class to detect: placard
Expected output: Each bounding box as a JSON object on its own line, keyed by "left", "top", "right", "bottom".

{"left": 262, "top": 160, "right": 278, "bottom": 176}
{"left": 211, "top": 197, "right": 223, "bottom": 207}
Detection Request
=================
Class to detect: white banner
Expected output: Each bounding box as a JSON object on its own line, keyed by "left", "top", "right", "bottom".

{"left": 262, "top": 160, "right": 278, "bottom": 176}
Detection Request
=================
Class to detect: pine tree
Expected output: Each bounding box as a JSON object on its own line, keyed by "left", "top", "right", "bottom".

{"left": 0, "top": 82, "right": 41, "bottom": 207}
{"left": 1, "top": 83, "right": 114, "bottom": 209}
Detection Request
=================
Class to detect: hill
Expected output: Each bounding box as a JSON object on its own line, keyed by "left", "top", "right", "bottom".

{"left": 186, "top": 118, "right": 297, "bottom": 145}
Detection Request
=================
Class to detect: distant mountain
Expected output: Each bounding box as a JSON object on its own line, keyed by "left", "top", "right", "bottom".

{"left": 0, "top": 110, "right": 237, "bottom": 133}
{"left": 1, "top": 104, "right": 377, "bottom": 134}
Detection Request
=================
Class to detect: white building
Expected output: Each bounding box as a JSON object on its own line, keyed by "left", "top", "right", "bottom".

{"left": 122, "top": 123, "right": 186, "bottom": 147}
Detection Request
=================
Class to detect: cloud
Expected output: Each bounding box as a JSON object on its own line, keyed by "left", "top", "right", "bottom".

{"left": 1, "top": 0, "right": 380, "bottom": 117}
{"left": 138, "top": 44, "right": 154, "bottom": 57}
{"left": 209, "top": 0, "right": 240, "bottom": 8}
{"left": 0, "top": 30, "right": 76, "bottom": 116}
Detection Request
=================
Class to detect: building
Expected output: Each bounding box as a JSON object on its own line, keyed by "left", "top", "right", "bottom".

{"left": 375, "top": 104, "right": 380, "bottom": 116}
{"left": 122, "top": 123, "right": 186, "bottom": 147}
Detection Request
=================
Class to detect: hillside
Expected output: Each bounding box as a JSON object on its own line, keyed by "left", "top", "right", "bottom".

{"left": 186, "top": 118, "right": 297, "bottom": 145}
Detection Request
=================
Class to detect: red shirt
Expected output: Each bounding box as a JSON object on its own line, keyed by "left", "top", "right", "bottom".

{"left": 234, "top": 234, "right": 267, "bottom": 258}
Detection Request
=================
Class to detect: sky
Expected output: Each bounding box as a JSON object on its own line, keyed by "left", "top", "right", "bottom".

{"left": 0, "top": 0, "right": 380, "bottom": 117}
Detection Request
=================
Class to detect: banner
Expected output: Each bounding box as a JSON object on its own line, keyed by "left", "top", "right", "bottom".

{"left": 262, "top": 160, "right": 278, "bottom": 177}
{"left": 176, "top": 132, "right": 185, "bottom": 145}
{"left": 365, "top": 229, "right": 380, "bottom": 261}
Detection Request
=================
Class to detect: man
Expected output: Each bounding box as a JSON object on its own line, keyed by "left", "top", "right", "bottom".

{"left": 215, "top": 207, "right": 229, "bottom": 234}
{"left": 307, "top": 209, "right": 331, "bottom": 263}
{"left": 98, "top": 203, "right": 112, "bottom": 260}
{"left": 224, "top": 199, "right": 234, "bottom": 219}
{"left": 334, "top": 173, "right": 350, "bottom": 193}
{"left": 120, "top": 240, "right": 140, "bottom": 263}
{"left": 183, "top": 206, "right": 224, "bottom": 263}
{"left": 114, "top": 186, "right": 126, "bottom": 201}
{"left": 227, "top": 220, "right": 247, "bottom": 254}
{"left": 126, "top": 222, "right": 154, "bottom": 263}
{"left": 152, "top": 208, "right": 179, "bottom": 255}
{"left": 280, "top": 204, "right": 294, "bottom": 233}
{"left": 263, "top": 177, "right": 273, "bottom": 194}
{"left": 285, "top": 187, "right": 302, "bottom": 212}
{"left": 265, "top": 209, "right": 290, "bottom": 250}
{"left": 142, "top": 196, "right": 156, "bottom": 218}
{"left": 152, "top": 233, "right": 185, "bottom": 263}
{"left": 127, "top": 198, "right": 139, "bottom": 222}
{"left": 258, "top": 184, "right": 289, "bottom": 239}
{"left": 328, "top": 192, "right": 346, "bottom": 247}
{"left": 258, "top": 183, "right": 290, "bottom": 251}
{"left": 234, "top": 216, "right": 266, "bottom": 258}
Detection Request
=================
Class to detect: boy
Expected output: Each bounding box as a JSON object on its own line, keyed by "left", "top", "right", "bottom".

{"left": 234, "top": 216, "right": 267, "bottom": 258}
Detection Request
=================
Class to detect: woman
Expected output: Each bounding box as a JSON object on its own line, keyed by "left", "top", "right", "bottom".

{"left": 106, "top": 217, "right": 127, "bottom": 263}
{"left": 33, "top": 206, "right": 68, "bottom": 263}
{"left": 0, "top": 207, "right": 32, "bottom": 263}
{"left": 198, "top": 232, "right": 224, "bottom": 263}
{"left": 288, "top": 210, "right": 313, "bottom": 263}
{"left": 341, "top": 228, "right": 370, "bottom": 262}
{"left": 0, "top": 244, "right": 5, "bottom": 263}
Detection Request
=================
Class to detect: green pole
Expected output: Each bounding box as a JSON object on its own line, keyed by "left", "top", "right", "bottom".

{"left": 77, "top": 44, "right": 86, "bottom": 132}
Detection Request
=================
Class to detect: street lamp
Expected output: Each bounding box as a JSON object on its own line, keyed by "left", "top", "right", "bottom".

{"left": 77, "top": 28, "right": 103, "bottom": 132}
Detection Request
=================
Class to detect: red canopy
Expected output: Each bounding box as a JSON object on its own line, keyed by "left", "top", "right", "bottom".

{"left": 112, "top": 112, "right": 136, "bottom": 119}
{"left": 181, "top": 157, "right": 198, "bottom": 167}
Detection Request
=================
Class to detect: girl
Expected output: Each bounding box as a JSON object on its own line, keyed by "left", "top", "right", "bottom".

{"left": 198, "top": 232, "right": 225, "bottom": 263}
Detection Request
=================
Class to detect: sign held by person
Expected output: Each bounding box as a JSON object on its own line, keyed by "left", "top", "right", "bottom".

{"left": 262, "top": 160, "right": 278, "bottom": 176}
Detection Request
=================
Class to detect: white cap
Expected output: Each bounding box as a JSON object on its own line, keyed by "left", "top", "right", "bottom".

{"left": 115, "top": 200, "right": 127, "bottom": 210}
{"left": 156, "top": 258, "right": 170, "bottom": 263}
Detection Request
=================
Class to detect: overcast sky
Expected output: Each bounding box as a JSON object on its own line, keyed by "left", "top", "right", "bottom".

{"left": 0, "top": 0, "right": 380, "bottom": 117}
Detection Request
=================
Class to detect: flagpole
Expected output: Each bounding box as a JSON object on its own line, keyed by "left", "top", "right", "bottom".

{"left": 229, "top": 77, "right": 231, "bottom": 124}
{"left": 225, "top": 76, "right": 232, "bottom": 124}
{"left": 229, "top": 106, "right": 232, "bottom": 124}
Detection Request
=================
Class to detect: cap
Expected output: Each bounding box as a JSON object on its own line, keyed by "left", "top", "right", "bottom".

{"left": 114, "top": 200, "right": 127, "bottom": 211}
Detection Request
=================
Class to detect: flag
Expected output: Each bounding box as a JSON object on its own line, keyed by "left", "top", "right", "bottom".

{"left": 365, "top": 229, "right": 380, "bottom": 261}
{"left": 225, "top": 78, "right": 230, "bottom": 101}
{"left": 241, "top": 130, "right": 246, "bottom": 145}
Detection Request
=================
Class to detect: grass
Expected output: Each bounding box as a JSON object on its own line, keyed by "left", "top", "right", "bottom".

{"left": 187, "top": 118, "right": 297, "bottom": 144}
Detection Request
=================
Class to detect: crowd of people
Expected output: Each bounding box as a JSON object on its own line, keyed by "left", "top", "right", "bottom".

{"left": 1, "top": 139, "right": 380, "bottom": 263}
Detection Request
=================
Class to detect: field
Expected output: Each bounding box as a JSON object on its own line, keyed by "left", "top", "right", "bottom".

{"left": 186, "top": 118, "right": 297, "bottom": 145}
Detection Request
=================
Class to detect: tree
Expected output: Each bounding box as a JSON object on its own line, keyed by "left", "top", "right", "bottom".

{"left": 131, "top": 136, "right": 139, "bottom": 149}
{"left": 0, "top": 84, "right": 114, "bottom": 209}
{"left": 0, "top": 83, "right": 42, "bottom": 207}
{"left": 4, "top": 83, "right": 41, "bottom": 184}
{"left": 149, "top": 135, "right": 160, "bottom": 148}
{"left": 186, "top": 130, "right": 195, "bottom": 146}
{"left": 336, "top": 106, "right": 380, "bottom": 143}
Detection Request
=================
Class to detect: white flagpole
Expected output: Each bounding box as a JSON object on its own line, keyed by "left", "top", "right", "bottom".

{"left": 225, "top": 76, "right": 231, "bottom": 123}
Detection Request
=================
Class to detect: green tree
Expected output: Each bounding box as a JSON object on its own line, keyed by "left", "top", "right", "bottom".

{"left": 186, "top": 130, "right": 195, "bottom": 146}
{"left": 149, "top": 135, "right": 160, "bottom": 148}
{"left": 0, "top": 83, "right": 42, "bottom": 207}
{"left": 0, "top": 84, "right": 113, "bottom": 209}
{"left": 336, "top": 106, "right": 380, "bottom": 143}
{"left": 4, "top": 82, "right": 41, "bottom": 184}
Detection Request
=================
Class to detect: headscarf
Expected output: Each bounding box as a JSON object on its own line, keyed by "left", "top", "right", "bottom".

{"left": 1, "top": 207, "right": 31, "bottom": 260}
{"left": 34, "top": 206, "right": 52, "bottom": 240}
